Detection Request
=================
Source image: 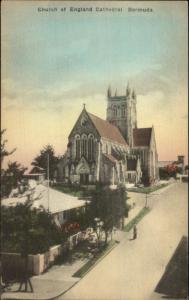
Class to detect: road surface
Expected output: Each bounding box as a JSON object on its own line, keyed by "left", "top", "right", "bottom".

{"left": 59, "top": 182, "right": 188, "bottom": 300}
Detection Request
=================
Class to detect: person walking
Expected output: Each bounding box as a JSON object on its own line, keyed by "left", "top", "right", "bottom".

{"left": 133, "top": 224, "right": 137, "bottom": 240}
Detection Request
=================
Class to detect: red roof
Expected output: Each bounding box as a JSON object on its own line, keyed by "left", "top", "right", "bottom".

{"left": 133, "top": 128, "right": 152, "bottom": 147}
{"left": 88, "top": 113, "right": 128, "bottom": 146}
{"left": 103, "top": 154, "right": 117, "bottom": 164}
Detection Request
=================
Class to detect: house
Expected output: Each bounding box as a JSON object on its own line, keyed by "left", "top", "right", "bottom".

{"left": 23, "top": 166, "right": 46, "bottom": 183}
{"left": 1, "top": 183, "right": 86, "bottom": 226}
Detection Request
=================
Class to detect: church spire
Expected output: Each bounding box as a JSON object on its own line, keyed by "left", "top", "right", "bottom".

{"left": 115, "top": 88, "right": 117, "bottom": 96}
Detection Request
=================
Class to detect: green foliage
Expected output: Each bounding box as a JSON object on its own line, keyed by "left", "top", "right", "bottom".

{"left": 73, "top": 240, "right": 117, "bottom": 278}
{"left": 52, "top": 183, "right": 87, "bottom": 198}
{"left": 87, "top": 184, "right": 128, "bottom": 242}
{"left": 128, "top": 183, "right": 168, "bottom": 194}
{"left": 31, "top": 144, "right": 59, "bottom": 180}
{"left": 1, "top": 161, "right": 27, "bottom": 197}
{"left": 159, "top": 164, "right": 182, "bottom": 180}
{"left": 1, "top": 199, "right": 64, "bottom": 255}
{"left": 0, "top": 129, "right": 16, "bottom": 163}
{"left": 1, "top": 130, "right": 26, "bottom": 198}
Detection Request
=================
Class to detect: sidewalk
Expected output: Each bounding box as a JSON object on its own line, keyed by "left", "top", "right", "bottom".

{"left": 1, "top": 182, "right": 175, "bottom": 300}
{"left": 1, "top": 259, "right": 85, "bottom": 300}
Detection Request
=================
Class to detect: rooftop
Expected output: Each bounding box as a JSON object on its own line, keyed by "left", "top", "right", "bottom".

{"left": 103, "top": 153, "right": 117, "bottom": 164}
{"left": 88, "top": 112, "right": 128, "bottom": 146}
{"left": 1, "top": 183, "right": 86, "bottom": 214}
{"left": 133, "top": 128, "right": 152, "bottom": 147}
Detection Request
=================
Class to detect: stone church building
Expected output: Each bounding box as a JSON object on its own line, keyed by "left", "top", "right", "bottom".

{"left": 57, "top": 84, "right": 159, "bottom": 186}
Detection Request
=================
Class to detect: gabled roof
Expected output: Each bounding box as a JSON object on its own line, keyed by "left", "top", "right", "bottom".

{"left": 24, "top": 166, "right": 45, "bottom": 175}
{"left": 127, "top": 159, "right": 137, "bottom": 171}
{"left": 133, "top": 128, "right": 152, "bottom": 147}
{"left": 88, "top": 112, "right": 127, "bottom": 146}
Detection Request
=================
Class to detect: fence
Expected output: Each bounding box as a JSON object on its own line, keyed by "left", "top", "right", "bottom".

{"left": 1, "top": 231, "right": 83, "bottom": 281}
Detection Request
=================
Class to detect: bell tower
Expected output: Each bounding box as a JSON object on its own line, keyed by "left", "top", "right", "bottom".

{"left": 106, "top": 83, "right": 137, "bottom": 146}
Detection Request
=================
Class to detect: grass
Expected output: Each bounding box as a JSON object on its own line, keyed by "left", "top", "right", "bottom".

{"left": 72, "top": 240, "right": 117, "bottom": 278}
{"left": 123, "top": 207, "right": 150, "bottom": 232}
{"left": 128, "top": 183, "right": 169, "bottom": 194}
{"left": 51, "top": 184, "right": 91, "bottom": 198}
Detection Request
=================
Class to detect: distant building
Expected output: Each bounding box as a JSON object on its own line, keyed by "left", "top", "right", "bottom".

{"left": 23, "top": 166, "right": 45, "bottom": 183}
{"left": 57, "top": 84, "right": 159, "bottom": 185}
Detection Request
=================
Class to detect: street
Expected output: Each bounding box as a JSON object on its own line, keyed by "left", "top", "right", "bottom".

{"left": 59, "top": 182, "right": 188, "bottom": 300}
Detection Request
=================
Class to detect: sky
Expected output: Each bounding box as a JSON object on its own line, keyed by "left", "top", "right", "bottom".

{"left": 1, "top": 1, "right": 188, "bottom": 168}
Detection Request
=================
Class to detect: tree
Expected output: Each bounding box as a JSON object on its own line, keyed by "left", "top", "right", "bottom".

{"left": 1, "top": 161, "right": 27, "bottom": 197}
{"left": 1, "top": 130, "right": 28, "bottom": 197}
{"left": 1, "top": 194, "right": 64, "bottom": 284}
{"left": 1, "top": 200, "right": 63, "bottom": 255}
{"left": 88, "top": 184, "right": 128, "bottom": 246}
{"left": 31, "top": 145, "right": 58, "bottom": 180}
{"left": 0, "top": 129, "right": 16, "bottom": 163}
{"left": 159, "top": 163, "right": 180, "bottom": 180}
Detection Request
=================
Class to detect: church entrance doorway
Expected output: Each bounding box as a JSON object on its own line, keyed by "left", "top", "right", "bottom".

{"left": 80, "top": 174, "right": 89, "bottom": 185}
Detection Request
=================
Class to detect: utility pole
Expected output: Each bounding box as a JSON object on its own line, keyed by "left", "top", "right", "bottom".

{"left": 18, "top": 193, "right": 33, "bottom": 292}
{"left": 47, "top": 153, "right": 50, "bottom": 213}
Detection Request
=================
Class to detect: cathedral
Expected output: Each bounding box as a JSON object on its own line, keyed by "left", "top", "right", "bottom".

{"left": 57, "top": 84, "right": 159, "bottom": 186}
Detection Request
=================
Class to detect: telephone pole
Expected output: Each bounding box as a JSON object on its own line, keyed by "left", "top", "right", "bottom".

{"left": 47, "top": 153, "right": 50, "bottom": 213}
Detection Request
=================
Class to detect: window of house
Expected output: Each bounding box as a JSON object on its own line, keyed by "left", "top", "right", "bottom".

{"left": 113, "top": 106, "right": 117, "bottom": 117}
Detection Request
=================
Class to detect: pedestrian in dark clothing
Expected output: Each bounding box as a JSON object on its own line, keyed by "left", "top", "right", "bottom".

{"left": 133, "top": 224, "right": 137, "bottom": 239}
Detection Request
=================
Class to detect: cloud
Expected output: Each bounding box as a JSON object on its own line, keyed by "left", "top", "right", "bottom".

{"left": 1, "top": 77, "right": 107, "bottom": 121}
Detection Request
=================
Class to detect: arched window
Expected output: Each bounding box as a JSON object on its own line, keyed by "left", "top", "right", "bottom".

{"left": 113, "top": 105, "right": 117, "bottom": 117}
{"left": 81, "top": 134, "right": 87, "bottom": 157}
{"left": 121, "top": 105, "right": 126, "bottom": 117}
{"left": 75, "top": 135, "right": 80, "bottom": 159}
{"left": 88, "top": 134, "right": 94, "bottom": 160}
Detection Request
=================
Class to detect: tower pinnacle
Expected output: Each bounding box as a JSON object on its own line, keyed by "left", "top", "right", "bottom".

{"left": 126, "top": 82, "right": 131, "bottom": 97}
{"left": 132, "top": 89, "right": 136, "bottom": 100}
{"left": 107, "top": 85, "right": 111, "bottom": 98}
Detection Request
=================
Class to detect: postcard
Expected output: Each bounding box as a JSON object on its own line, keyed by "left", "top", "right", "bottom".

{"left": 1, "top": 1, "right": 188, "bottom": 300}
